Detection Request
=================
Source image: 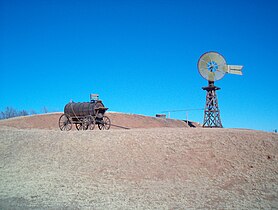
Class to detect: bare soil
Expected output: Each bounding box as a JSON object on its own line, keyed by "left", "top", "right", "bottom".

{"left": 0, "top": 112, "right": 197, "bottom": 130}
{"left": 0, "top": 114, "right": 277, "bottom": 209}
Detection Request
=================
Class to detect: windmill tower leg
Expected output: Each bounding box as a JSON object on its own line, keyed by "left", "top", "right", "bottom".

{"left": 202, "top": 82, "right": 223, "bottom": 128}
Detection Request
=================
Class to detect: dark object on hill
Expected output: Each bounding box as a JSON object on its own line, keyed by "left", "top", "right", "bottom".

{"left": 59, "top": 94, "right": 110, "bottom": 131}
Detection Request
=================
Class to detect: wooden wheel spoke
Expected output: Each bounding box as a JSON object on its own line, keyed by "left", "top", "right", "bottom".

{"left": 98, "top": 116, "right": 111, "bottom": 130}
{"left": 58, "top": 114, "right": 72, "bottom": 131}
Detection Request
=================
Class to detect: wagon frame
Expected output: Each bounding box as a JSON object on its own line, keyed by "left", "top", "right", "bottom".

{"left": 59, "top": 107, "right": 111, "bottom": 131}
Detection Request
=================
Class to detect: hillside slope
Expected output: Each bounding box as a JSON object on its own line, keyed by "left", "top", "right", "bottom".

{"left": 0, "top": 112, "right": 196, "bottom": 130}
{"left": 0, "top": 126, "right": 277, "bottom": 209}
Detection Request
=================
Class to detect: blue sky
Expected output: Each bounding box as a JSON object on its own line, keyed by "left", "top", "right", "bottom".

{"left": 0, "top": 0, "right": 277, "bottom": 131}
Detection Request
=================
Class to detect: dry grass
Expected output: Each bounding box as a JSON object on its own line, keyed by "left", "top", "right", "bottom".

{"left": 0, "top": 125, "right": 277, "bottom": 209}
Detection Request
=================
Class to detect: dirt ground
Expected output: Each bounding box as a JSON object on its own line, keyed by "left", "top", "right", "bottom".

{"left": 0, "top": 114, "right": 277, "bottom": 209}
{"left": 0, "top": 112, "right": 197, "bottom": 130}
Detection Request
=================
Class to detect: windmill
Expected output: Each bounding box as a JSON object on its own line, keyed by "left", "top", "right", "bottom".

{"left": 197, "top": 51, "right": 243, "bottom": 128}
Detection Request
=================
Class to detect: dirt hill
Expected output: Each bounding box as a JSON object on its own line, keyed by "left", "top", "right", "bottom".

{"left": 0, "top": 112, "right": 198, "bottom": 130}
{"left": 0, "top": 115, "right": 277, "bottom": 209}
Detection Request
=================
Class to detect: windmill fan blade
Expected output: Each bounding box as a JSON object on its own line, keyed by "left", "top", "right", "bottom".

{"left": 215, "top": 69, "right": 225, "bottom": 79}
{"left": 208, "top": 71, "right": 215, "bottom": 81}
{"left": 199, "top": 68, "right": 207, "bottom": 76}
{"left": 210, "top": 53, "right": 222, "bottom": 63}
{"left": 201, "top": 54, "right": 211, "bottom": 63}
{"left": 198, "top": 61, "right": 207, "bottom": 72}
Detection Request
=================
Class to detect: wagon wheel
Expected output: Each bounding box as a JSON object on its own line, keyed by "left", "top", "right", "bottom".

{"left": 81, "top": 116, "right": 95, "bottom": 130}
{"left": 59, "top": 114, "right": 72, "bottom": 131}
{"left": 98, "top": 116, "right": 111, "bottom": 130}
{"left": 75, "top": 116, "right": 95, "bottom": 130}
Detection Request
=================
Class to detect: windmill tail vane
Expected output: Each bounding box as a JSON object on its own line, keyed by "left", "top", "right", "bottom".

{"left": 227, "top": 65, "right": 243, "bottom": 75}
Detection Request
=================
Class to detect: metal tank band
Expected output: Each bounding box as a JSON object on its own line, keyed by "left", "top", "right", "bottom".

{"left": 64, "top": 101, "right": 104, "bottom": 117}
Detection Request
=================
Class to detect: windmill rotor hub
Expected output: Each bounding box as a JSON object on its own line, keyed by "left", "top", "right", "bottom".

{"left": 208, "top": 61, "right": 218, "bottom": 72}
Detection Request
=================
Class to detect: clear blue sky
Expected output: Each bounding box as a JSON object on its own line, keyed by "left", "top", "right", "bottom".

{"left": 1, "top": 0, "right": 277, "bottom": 131}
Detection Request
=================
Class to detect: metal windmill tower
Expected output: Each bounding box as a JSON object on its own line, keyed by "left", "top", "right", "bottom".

{"left": 197, "top": 52, "right": 243, "bottom": 128}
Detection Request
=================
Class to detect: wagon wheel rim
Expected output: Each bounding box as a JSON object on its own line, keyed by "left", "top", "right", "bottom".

{"left": 98, "top": 116, "right": 111, "bottom": 130}
{"left": 59, "top": 114, "right": 72, "bottom": 131}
